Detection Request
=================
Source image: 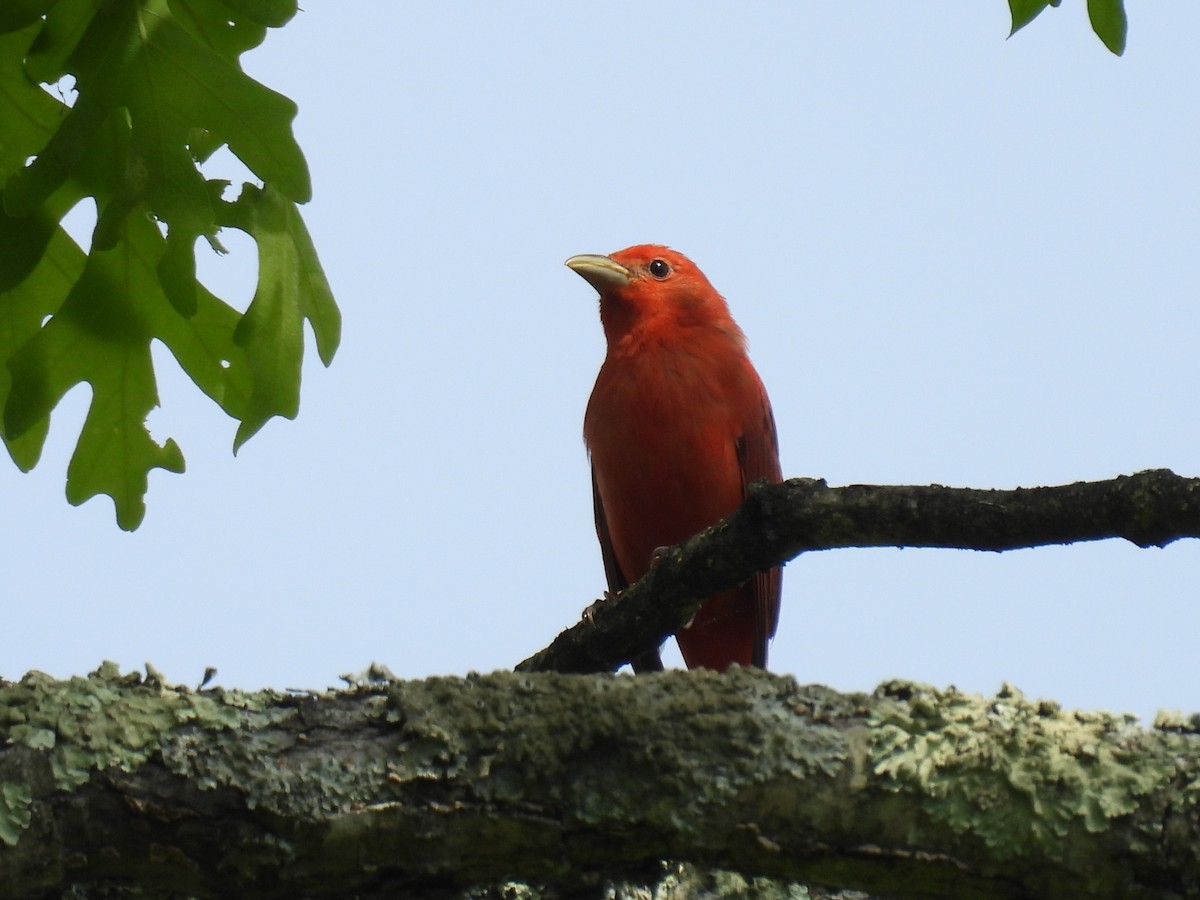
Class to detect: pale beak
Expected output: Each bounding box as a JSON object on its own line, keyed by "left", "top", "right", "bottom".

{"left": 565, "top": 254, "right": 631, "bottom": 292}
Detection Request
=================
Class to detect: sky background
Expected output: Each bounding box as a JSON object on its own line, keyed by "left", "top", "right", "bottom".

{"left": 4, "top": 3, "right": 1198, "bottom": 724}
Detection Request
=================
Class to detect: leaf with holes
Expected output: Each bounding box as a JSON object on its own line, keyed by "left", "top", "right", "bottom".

{"left": 0, "top": 0, "right": 338, "bottom": 529}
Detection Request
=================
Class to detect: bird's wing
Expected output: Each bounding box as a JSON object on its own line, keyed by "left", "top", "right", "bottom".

{"left": 736, "top": 389, "right": 784, "bottom": 667}
{"left": 591, "top": 467, "right": 663, "bottom": 672}
{"left": 591, "top": 466, "right": 627, "bottom": 594}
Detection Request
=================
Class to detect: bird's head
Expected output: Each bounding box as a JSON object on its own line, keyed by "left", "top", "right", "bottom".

{"left": 566, "top": 244, "right": 737, "bottom": 345}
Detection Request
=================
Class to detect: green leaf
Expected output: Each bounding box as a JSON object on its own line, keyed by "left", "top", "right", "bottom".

{"left": 0, "top": 0, "right": 338, "bottom": 528}
{"left": 0, "top": 195, "right": 59, "bottom": 292}
{"left": 0, "top": 26, "right": 68, "bottom": 181}
{"left": 4, "top": 215, "right": 187, "bottom": 530}
{"left": 223, "top": 183, "right": 340, "bottom": 452}
{"left": 1008, "top": 0, "right": 1054, "bottom": 36}
{"left": 157, "top": 229, "right": 200, "bottom": 317}
{"left": 215, "top": 0, "right": 298, "bottom": 30}
{"left": 24, "top": 0, "right": 99, "bottom": 85}
{"left": 169, "top": 0, "right": 269, "bottom": 63}
{"left": 155, "top": 276, "right": 253, "bottom": 423}
{"left": 1087, "top": 0, "right": 1127, "bottom": 56}
{"left": 11, "top": 0, "right": 309, "bottom": 226}
{"left": 0, "top": 0, "right": 55, "bottom": 36}
{"left": 0, "top": 208, "right": 81, "bottom": 471}
{"left": 1009, "top": 0, "right": 1125, "bottom": 54}
{"left": 130, "top": 1, "right": 310, "bottom": 201}
{"left": 2, "top": 92, "right": 108, "bottom": 219}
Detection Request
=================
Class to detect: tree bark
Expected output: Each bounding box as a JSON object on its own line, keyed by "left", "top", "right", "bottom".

{"left": 517, "top": 469, "right": 1200, "bottom": 674}
{"left": 7, "top": 470, "right": 1200, "bottom": 898}
{"left": 1, "top": 664, "right": 1198, "bottom": 899}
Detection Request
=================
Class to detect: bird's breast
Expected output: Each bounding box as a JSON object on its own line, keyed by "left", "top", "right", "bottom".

{"left": 585, "top": 334, "right": 754, "bottom": 578}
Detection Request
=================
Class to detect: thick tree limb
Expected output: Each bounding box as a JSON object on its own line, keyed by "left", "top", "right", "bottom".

{"left": 517, "top": 469, "right": 1200, "bottom": 674}
{"left": 1, "top": 664, "right": 1198, "bottom": 899}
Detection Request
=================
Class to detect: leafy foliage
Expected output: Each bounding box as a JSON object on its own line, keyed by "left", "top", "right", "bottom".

{"left": 1008, "top": 0, "right": 1127, "bottom": 56}
{"left": 0, "top": 0, "right": 339, "bottom": 529}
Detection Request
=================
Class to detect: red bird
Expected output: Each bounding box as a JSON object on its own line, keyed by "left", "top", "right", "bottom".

{"left": 566, "top": 245, "right": 782, "bottom": 672}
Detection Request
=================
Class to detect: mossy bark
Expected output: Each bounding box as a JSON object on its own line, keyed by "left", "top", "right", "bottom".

{"left": 1, "top": 664, "right": 1197, "bottom": 899}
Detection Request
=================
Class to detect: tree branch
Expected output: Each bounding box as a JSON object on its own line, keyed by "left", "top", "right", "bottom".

{"left": 517, "top": 469, "right": 1200, "bottom": 674}
{"left": 1, "top": 665, "right": 1196, "bottom": 899}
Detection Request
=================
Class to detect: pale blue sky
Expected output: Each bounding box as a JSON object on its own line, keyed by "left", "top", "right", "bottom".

{"left": 5, "top": 4, "right": 1199, "bottom": 722}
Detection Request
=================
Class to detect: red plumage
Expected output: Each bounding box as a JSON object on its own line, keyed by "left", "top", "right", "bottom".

{"left": 567, "top": 245, "right": 782, "bottom": 671}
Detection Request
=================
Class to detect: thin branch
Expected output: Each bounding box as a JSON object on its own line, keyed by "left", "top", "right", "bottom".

{"left": 517, "top": 469, "right": 1200, "bottom": 674}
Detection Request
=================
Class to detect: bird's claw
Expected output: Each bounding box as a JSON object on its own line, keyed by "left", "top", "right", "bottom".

{"left": 582, "top": 589, "right": 620, "bottom": 624}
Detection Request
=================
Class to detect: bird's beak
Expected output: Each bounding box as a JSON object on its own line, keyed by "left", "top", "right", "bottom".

{"left": 565, "top": 254, "right": 631, "bottom": 292}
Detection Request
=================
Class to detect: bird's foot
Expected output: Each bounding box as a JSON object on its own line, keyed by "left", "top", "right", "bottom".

{"left": 582, "top": 589, "right": 620, "bottom": 624}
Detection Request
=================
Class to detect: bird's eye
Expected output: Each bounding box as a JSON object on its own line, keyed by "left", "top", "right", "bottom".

{"left": 648, "top": 259, "right": 671, "bottom": 279}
